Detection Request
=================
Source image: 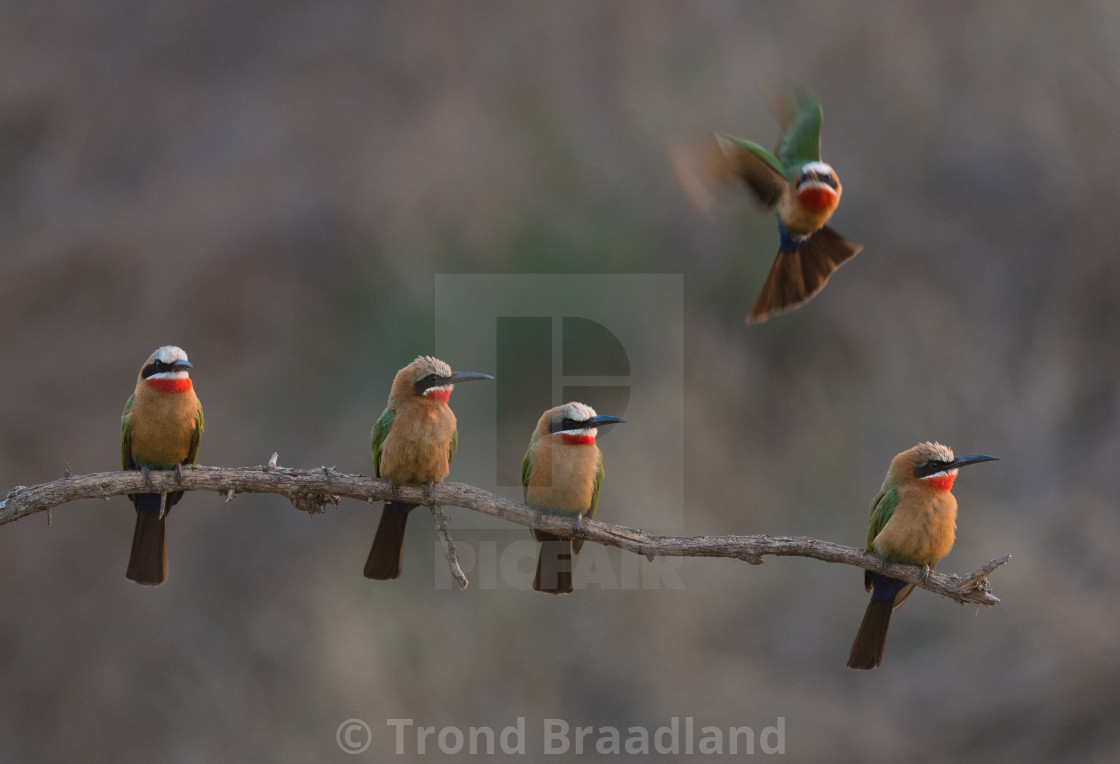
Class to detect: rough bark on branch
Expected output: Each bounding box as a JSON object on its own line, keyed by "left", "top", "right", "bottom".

{"left": 1, "top": 464, "right": 1009, "bottom": 604}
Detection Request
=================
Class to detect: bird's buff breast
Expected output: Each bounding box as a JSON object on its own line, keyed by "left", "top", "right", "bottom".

{"left": 526, "top": 442, "right": 599, "bottom": 515}
{"left": 873, "top": 491, "right": 957, "bottom": 565}
{"left": 128, "top": 389, "right": 199, "bottom": 468}
{"left": 379, "top": 406, "right": 455, "bottom": 484}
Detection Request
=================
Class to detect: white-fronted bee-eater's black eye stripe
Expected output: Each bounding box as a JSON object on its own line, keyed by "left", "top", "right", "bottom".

{"left": 142, "top": 360, "right": 192, "bottom": 378}
{"left": 799, "top": 171, "right": 838, "bottom": 189}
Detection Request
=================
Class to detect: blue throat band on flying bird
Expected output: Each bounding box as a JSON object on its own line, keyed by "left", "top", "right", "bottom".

{"left": 778, "top": 221, "right": 811, "bottom": 253}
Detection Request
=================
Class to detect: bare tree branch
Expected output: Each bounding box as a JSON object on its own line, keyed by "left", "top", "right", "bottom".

{"left": 429, "top": 505, "right": 469, "bottom": 591}
{"left": 1, "top": 464, "right": 1009, "bottom": 604}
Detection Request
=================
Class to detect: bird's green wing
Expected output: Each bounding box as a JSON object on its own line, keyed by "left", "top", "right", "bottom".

{"left": 672, "top": 131, "right": 787, "bottom": 215}
{"left": 370, "top": 407, "right": 395, "bottom": 479}
{"left": 120, "top": 394, "right": 136, "bottom": 470}
{"left": 719, "top": 134, "right": 786, "bottom": 178}
{"left": 775, "top": 89, "right": 823, "bottom": 173}
{"left": 864, "top": 484, "right": 902, "bottom": 592}
{"left": 587, "top": 451, "right": 605, "bottom": 521}
{"left": 448, "top": 426, "right": 458, "bottom": 464}
{"left": 520, "top": 445, "right": 533, "bottom": 504}
{"left": 569, "top": 452, "right": 606, "bottom": 555}
{"left": 709, "top": 133, "right": 788, "bottom": 209}
{"left": 866, "top": 486, "right": 900, "bottom": 551}
{"left": 185, "top": 401, "right": 204, "bottom": 466}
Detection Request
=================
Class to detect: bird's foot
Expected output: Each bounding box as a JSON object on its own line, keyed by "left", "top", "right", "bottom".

{"left": 141, "top": 465, "right": 154, "bottom": 490}
{"left": 918, "top": 563, "right": 932, "bottom": 583}
{"left": 422, "top": 482, "right": 435, "bottom": 502}
{"left": 174, "top": 463, "right": 184, "bottom": 485}
{"left": 570, "top": 514, "right": 583, "bottom": 537}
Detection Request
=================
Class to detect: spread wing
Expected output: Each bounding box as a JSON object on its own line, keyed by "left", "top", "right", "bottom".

{"left": 773, "top": 88, "right": 823, "bottom": 172}
{"left": 370, "top": 407, "right": 395, "bottom": 479}
{"left": 720, "top": 133, "right": 787, "bottom": 178}
{"left": 669, "top": 132, "right": 787, "bottom": 216}
{"left": 716, "top": 133, "right": 789, "bottom": 206}
{"left": 120, "top": 394, "right": 136, "bottom": 470}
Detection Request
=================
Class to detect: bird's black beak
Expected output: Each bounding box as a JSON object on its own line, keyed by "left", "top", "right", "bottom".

{"left": 914, "top": 454, "right": 998, "bottom": 478}
{"left": 947, "top": 454, "right": 999, "bottom": 470}
{"left": 171, "top": 360, "right": 193, "bottom": 372}
{"left": 443, "top": 371, "right": 494, "bottom": 385}
{"left": 585, "top": 415, "right": 626, "bottom": 428}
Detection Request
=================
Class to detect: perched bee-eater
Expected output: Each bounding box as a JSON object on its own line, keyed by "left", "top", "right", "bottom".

{"left": 364, "top": 356, "right": 493, "bottom": 580}
{"left": 120, "top": 345, "right": 204, "bottom": 586}
{"left": 671, "top": 88, "right": 862, "bottom": 323}
{"left": 847, "top": 442, "right": 998, "bottom": 670}
{"left": 522, "top": 402, "right": 625, "bottom": 594}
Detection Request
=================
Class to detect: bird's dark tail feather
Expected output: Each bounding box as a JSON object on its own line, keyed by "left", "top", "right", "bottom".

{"left": 533, "top": 535, "right": 573, "bottom": 595}
{"left": 748, "top": 225, "right": 862, "bottom": 323}
{"left": 364, "top": 502, "right": 415, "bottom": 580}
{"left": 848, "top": 573, "right": 910, "bottom": 669}
{"left": 847, "top": 598, "right": 893, "bottom": 670}
{"left": 126, "top": 494, "right": 168, "bottom": 586}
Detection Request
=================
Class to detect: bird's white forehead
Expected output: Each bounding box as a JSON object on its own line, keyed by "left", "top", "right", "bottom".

{"left": 800, "top": 161, "right": 835, "bottom": 177}
{"left": 413, "top": 355, "right": 452, "bottom": 378}
{"left": 562, "top": 401, "right": 597, "bottom": 421}
{"left": 918, "top": 441, "right": 955, "bottom": 463}
{"left": 153, "top": 345, "right": 188, "bottom": 364}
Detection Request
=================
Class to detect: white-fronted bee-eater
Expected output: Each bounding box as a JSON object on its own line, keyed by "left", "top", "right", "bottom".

{"left": 671, "top": 88, "right": 862, "bottom": 323}
{"left": 522, "top": 402, "right": 625, "bottom": 594}
{"left": 364, "top": 356, "right": 493, "bottom": 580}
{"left": 120, "top": 345, "right": 204, "bottom": 586}
{"left": 848, "top": 442, "right": 998, "bottom": 670}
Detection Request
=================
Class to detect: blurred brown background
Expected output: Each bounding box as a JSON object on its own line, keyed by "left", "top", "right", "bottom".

{"left": 2, "top": 1, "right": 1119, "bottom": 761}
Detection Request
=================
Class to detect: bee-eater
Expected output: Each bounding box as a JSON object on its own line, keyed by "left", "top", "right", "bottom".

{"left": 364, "top": 356, "right": 493, "bottom": 580}
{"left": 521, "top": 402, "right": 625, "bottom": 594}
{"left": 671, "top": 88, "right": 862, "bottom": 323}
{"left": 120, "top": 345, "right": 204, "bottom": 586}
{"left": 847, "top": 442, "right": 998, "bottom": 670}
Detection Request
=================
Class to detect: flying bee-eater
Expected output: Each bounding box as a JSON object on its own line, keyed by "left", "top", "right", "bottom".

{"left": 847, "top": 442, "right": 998, "bottom": 670}
{"left": 364, "top": 356, "right": 493, "bottom": 580}
{"left": 120, "top": 345, "right": 204, "bottom": 586}
{"left": 522, "top": 402, "right": 625, "bottom": 594}
{"left": 670, "top": 88, "right": 862, "bottom": 323}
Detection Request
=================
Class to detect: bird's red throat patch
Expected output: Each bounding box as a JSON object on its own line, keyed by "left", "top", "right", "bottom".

{"left": 561, "top": 433, "right": 596, "bottom": 446}
{"left": 145, "top": 377, "right": 193, "bottom": 394}
{"left": 425, "top": 389, "right": 452, "bottom": 404}
{"left": 798, "top": 187, "right": 836, "bottom": 213}
{"left": 925, "top": 474, "right": 956, "bottom": 492}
